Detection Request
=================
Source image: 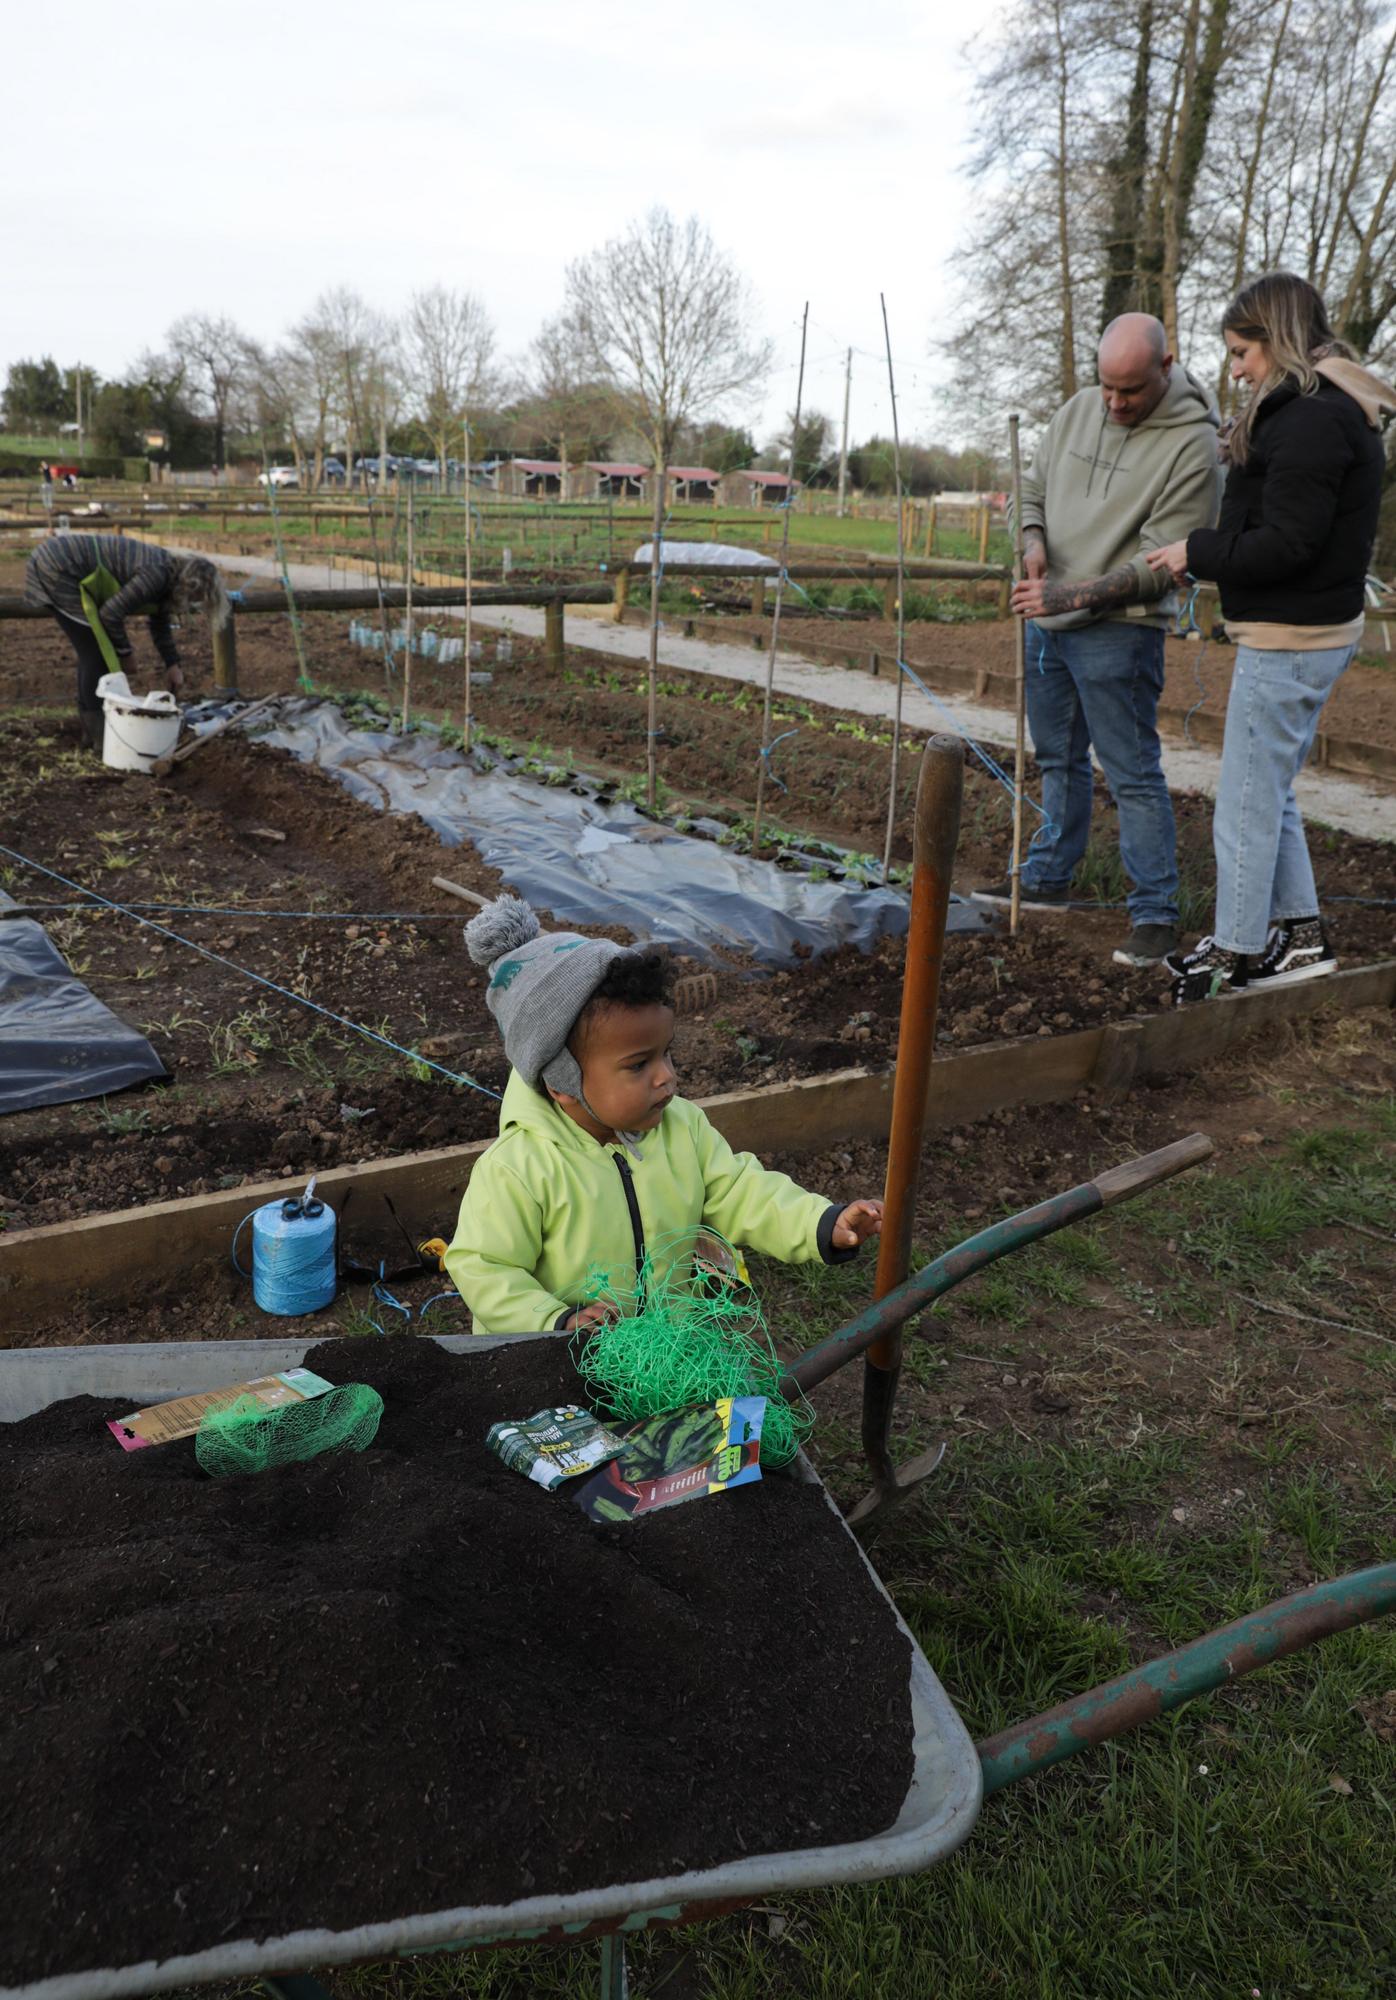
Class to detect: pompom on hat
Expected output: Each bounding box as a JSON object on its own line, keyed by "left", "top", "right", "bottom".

{"left": 465, "top": 894, "right": 629, "bottom": 1100}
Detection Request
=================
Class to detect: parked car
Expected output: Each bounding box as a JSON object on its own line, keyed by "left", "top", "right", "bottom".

{"left": 257, "top": 466, "right": 299, "bottom": 488}
{"left": 320, "top": 457, "right": 346, "bottom": 484}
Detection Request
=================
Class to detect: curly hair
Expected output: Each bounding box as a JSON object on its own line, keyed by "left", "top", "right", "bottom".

{"left": 570, "top": 949, "right": 674, "bottom": 1049}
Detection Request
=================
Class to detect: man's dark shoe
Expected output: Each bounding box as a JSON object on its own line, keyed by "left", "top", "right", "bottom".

{"left": 972, "top": 877, "right": 1069, "bottom": 911}
{"left": 1166, "top": 936, "right": 1248, "bottom": 1007}
{"left": 1112, "top": 924, "right": 1178, "bottom": 969}
{"left": 1251, "top": 918, "right": 1337, "bottom": 988}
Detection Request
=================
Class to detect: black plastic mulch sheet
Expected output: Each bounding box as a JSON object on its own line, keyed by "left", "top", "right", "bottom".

{"left": 247, "top": 700, "right": 997, "bottom": 967}
{"left": 0, "top": 893, "right": 167, "bottom": 1115}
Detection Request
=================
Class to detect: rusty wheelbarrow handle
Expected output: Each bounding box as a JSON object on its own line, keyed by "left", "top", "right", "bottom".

{"left": 780, "top": 1132, "right": 1213, "bottom": 1403}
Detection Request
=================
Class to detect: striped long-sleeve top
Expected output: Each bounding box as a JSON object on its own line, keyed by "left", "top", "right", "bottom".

{"left": 24, "top": 534, "right": 182, "bottom": 665}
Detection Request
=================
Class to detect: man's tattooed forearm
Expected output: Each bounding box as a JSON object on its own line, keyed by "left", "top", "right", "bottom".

{"left": 1036, "top": 563, "right": 1141, "bottom": 616}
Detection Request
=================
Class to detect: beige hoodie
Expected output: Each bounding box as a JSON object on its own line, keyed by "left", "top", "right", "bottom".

{"left": 1018, "top": 365, "right": 1224, "bottom": 630}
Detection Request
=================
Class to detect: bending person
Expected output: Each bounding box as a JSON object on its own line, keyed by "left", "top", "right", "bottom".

{"left": 1147, "top": 272, "right": 1394, "bottom": 1004}
{"left": 23, "top": 533, "right": 229, "bottom": 750}
{"left": 977, "top": 314, "right": 1223, "bottom": 969}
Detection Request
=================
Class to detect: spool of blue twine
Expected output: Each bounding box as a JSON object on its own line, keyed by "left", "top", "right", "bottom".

{"left": 232, "top": 1179, "right": 337, "bottom": 1316}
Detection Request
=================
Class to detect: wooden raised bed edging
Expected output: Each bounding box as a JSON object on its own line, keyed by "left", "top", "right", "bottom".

{"left": 3, "top": 960, "right": 1392, "bottom": 1325}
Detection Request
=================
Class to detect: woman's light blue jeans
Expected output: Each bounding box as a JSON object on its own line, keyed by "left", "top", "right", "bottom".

{"left": 1212, "top": 642, "right": 1353, "bottom": 955}
{"left": 1021, "top": 620, "right": 1178, "bottom": 928}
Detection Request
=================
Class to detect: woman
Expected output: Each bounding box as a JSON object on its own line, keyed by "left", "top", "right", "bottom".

{"left": 23, "top": 533, "right": 230, "bottom": 750}
{"left": 1147, "top": 272, "right": 1393, "bottom": 1004}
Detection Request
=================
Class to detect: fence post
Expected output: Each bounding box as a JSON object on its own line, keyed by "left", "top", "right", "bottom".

{"left": 751, "top": 578, "right": 766, "bottom": 618}
{"left": 883, "top": 577, "right": 898, "bottom": 621}
{"left": 977, "top": 503, "right": 990, "bottom": 564}
{"left": 546, "top": 594, "right": 565, "bottom": 672}
{"left": 212, "top": 615, "right": 239, "bottom": 696}
{"left": 613, "top": 569, "right": 630, "bottom": 624}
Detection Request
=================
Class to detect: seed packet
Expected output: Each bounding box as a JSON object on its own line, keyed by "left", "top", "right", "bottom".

{"left": 487, "top": 1405, "right": 626, "bottom": 1490}
{"left": 572, "top": 1395, "right": 765, "bottom": 1522}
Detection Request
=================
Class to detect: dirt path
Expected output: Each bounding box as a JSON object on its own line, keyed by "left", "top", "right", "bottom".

{"left": 196, "top": 549, "right": 1396, "bottom": 844}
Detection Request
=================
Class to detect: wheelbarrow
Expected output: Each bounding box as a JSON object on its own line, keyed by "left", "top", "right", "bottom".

{"left": 5, "top": 1237, "right": 1393, "bottom": 2000}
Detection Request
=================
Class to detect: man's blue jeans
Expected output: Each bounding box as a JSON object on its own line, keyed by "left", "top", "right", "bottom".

{"left": 1021, "top": 620, "right": 1178, "bottom": 928}
{"left": 1212, "top": 642, "right": 1353, "bottom": 956}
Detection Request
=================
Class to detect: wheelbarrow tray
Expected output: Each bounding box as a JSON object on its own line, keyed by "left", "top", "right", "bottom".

{"left": 1, "top": 1335, "right": 982, "bottom": 2000}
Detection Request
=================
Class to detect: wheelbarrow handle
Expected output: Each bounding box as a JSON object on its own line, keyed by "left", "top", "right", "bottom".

{"left": 1092, "top": 1131, "right": 1213, "bottom": 1204}
{"left": 780, "top": 1131, "right": 1214, "bottom": 1402}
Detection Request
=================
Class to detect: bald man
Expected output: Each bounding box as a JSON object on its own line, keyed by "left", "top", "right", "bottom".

{"left": 976, "top": 314, "right": 1222, "bottom": 968}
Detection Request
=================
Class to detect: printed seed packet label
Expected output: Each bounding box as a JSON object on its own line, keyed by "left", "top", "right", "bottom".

{"left": 487, "top": 1405, "right": 626, "bottom": 1490}
{"left": 572, "top": 1395, "right": 765, "bottom": 1522}
{"left": 107, "top": 1370, "right": 336, "bottom": 1452}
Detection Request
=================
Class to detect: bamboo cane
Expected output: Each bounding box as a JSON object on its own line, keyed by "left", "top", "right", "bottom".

{"left": 750, "top": 303, "right": 809, "bottom": 857}
{"left": 462, "top": 417, "right": 474, "bottom": 753}
{"left": 1009, "top": 414, "right": 1026, "bottom": 938}
{"left": 879, "top": 293, "right": 909, "bottom": 883}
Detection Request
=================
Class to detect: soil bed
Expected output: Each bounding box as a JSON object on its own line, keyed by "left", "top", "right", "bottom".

{"left": 0, "top": 588, "right": 1389, "bottom": 1232}
{"left": 1, "top": 1334, "right": 912, "bottom": 1989}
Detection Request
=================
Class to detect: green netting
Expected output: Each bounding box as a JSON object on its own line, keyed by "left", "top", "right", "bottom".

{"left": 572, "top": 1231, "right": 812, "bottom": 1468}
{"left": 195, "top": 1383, "right": 383, "bottom": 1478}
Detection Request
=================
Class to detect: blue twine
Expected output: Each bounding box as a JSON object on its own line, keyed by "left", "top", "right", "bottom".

{"left": 366, "top": 1270, "right": 464, "bottom": 1336}
{"left": 9, "top": 902, "right": 472, "bottom": 921}
{"left": 232, "top": 1195, "right": 338, "bottom": 1316}
{"left": 758, "top": 727, "right": 799, "bottom": 794}
{"left": 0, "top": 842, "right": 501, "bottom": 1100}
{"left": 892, "top": 654, "right": 1058, "bottom": 852}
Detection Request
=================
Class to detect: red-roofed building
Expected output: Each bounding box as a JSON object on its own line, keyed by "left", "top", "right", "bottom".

{"left": 586, "top": 460, "right": 649, "bottom": 499}
{"left": 669, "top": 465, "right": 720, "bottom": 502}
{"left": 723, "top": 468, "right": 800, "bottom": 507}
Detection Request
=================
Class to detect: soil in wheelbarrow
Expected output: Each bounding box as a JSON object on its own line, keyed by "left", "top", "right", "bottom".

{"left": 0, "top": 1335, "right": 914, "bottom": 1986}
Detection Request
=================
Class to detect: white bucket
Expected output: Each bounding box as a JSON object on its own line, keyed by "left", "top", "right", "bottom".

{"left": 95, "top": 673, "right": 182, "bottom": 774}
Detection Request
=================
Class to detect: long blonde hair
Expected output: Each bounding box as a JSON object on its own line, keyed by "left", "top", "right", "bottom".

{"left": 1222, "top": 271, "right": 1357, "bottom": 466}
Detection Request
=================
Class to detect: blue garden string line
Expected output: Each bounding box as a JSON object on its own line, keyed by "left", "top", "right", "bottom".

{"left": 758, "top": 727, "right": 800, "bottom": 795}
{"left": 0, "top": 842, "right": 501, "bottom": 1101}
{"left": 7, "top": 902, "right": 466, "bottom": 922}
{"left": 367, "top": 1272, "right": 463, "bottom": 1336}
{"left": 891, "top": 653, "right": 1059, "bottom": 855}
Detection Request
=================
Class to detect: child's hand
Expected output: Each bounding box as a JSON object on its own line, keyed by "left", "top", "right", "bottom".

{"left": 832, "top": 1199, "right": 884, "bottom": 1249}
{"left": 564, "top": 1302, "right": 617, "bottom": 1333}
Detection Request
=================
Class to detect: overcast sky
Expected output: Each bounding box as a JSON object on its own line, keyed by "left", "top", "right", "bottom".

{"left": 5, "top": 0, "right": 994, "bottom": 450}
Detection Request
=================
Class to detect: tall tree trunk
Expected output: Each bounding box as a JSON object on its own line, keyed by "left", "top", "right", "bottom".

{"left": 1321, "top": 24, "right": 1396, "bottom": 290}
{"left": 1160, "top": 0, "right": 1230, "bottom": 350}
{"left": 1101, "top": 0, "right": 1154, "bottom": 327}
{"left": 1229, "top": 0, "right": 1292, "bottom": 294}
{"left": 1051, "top": 0, "right": 1078, "bottom": 399}
{"left": 1338, "top": 143, "right": 1396, "bottom": 348}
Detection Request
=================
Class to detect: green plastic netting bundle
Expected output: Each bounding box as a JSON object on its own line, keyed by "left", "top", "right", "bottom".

{"left": 195, "top": 1383, "right": 383, "bottom": 1478}
{"left": 571, "top": 1230, "right": 812, "bottom": 1468}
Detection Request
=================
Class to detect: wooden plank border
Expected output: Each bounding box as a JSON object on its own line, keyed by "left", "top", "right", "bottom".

{"left": 2, "top": 962, "right": 1392, "bottom": 1325}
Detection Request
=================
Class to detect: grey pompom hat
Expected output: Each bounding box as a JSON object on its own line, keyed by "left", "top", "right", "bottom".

{"left": 464, "top": 894, "right": 627, "bottom": 1098}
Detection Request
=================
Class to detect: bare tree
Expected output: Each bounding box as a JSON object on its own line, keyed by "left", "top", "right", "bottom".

{"left": 404, "top": 286, "right": 496, "bottom": 486}
{"left": 560, "top": 208, "right": 771, "bottom": 804}
{"left": 947, "top": 0, "right": 1396, "bottom": 428}
{"left": 519, "top": 314, "right": 617, "bottom": 473}
{"left": 166, "top": 312, "right": 248, "bottom": 467}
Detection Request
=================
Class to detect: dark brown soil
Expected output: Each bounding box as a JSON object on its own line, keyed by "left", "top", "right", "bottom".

{"left": 697, "top": 606, "right": 1396, "bottom": 751}
{"left": 0, "top": 1334, "right": 913, "bottom": 1988}
{"left": 0, "top": 589, "right": 1389, "bottom": 1232}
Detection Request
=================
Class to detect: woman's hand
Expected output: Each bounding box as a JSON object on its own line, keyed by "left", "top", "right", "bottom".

{"left": 1145, "top": 540, "right": 1191, "bottom": 584}
{"left": 832, "top": 1199, "right": 884, "bottom": 1249}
